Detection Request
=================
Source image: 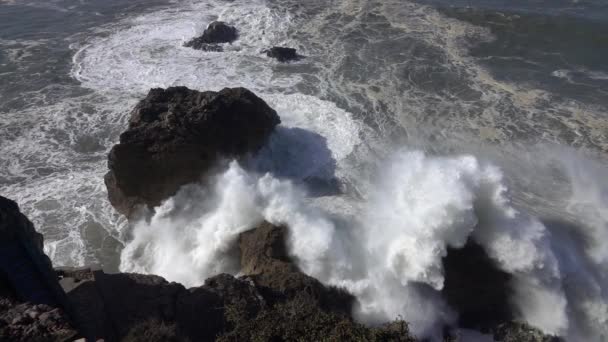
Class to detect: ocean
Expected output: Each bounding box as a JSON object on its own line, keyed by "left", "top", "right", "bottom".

{"left": 1, "top": 0, "right": 608, "bottom": 340}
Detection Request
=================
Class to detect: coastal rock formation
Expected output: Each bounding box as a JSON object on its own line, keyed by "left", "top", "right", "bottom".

{"left": 442, "top": 240, "right": 513, "bottom": 331}
{"left": 184, "top": 21, "right": 238, "bottom": 51}
{"left": 0, "top": 301, "right": 78, "bottom": 342}
{"left": 0, "top": 196, "right": 78, "bottom": 341}
{"left": 0, "top": 195, "right": 563, "bottom": 341}
{"left": 58, "top": 221, "right": 412, "bottom": 341}
{"left": 263, "top": 47, "right": 302, "bottom": 62}
{"left": 239, "top": 222, "right": 354, "bottom": 314}
{"left": 104, "top": 86, "right": 280, "bottom": 217}
{"left": 493, "top": 321, "right": 562, "bottom": 342}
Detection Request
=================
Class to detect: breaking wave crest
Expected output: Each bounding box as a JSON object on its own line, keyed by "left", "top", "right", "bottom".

{"left": 120, "top": 150, "right": 608, "bottom": 340}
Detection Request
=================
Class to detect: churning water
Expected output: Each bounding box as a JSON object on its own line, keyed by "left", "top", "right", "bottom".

{"left": 2, "top": 0, "right": 608, "bottom": 340}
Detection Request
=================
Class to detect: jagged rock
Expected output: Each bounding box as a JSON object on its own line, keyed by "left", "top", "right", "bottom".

{"left": 60, "top": 268, "right": 265, "bottom": 341}
{"left": 59, "top": 268, "right": 186, "bottom": 341}
{"left": 263, "top": 47, "right": 302, "bottom": 62}
{"left": 0, "top": 196, "right": 78, "bottom": 341}
{"left": 442, "top": 240, "right": 513, "bottom": 331}
{"left": 184, "top": 21, "right": 238, "bottom": 51}
{"left": 239, "top": 222, "right": 354, "bottom": 314}
{"left": 0, "top": 302, "right": 78, "bottom": 342}
{"left": 105, "top": 87, "right": 280, "bottom": 217}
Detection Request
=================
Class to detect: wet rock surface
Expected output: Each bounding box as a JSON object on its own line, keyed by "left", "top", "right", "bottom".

{"left": 263, "top": 46, "right": 303, "bottom": 62}
{"left": 104, "top": 86, "right": 280, "bottom": 217}
{"left": 184, "top": 21, "right": 238, "bottom": 51}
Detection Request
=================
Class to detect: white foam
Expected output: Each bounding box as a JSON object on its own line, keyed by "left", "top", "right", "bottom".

{"left": 72, "top": 0, "right": 299, "bottom": 96}
{"left": 119, "top": 150, "right": 574, "bottom": 340}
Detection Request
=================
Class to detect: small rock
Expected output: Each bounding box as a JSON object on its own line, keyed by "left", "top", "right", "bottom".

{"left": 263, "top": 47, "right": 302, "bottom": 62}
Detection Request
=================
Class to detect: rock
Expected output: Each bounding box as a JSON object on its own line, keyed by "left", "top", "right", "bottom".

{"left": 176, "top": 274, "right": 265, "bottom": 341}
{"left": 0, "top": 302, "right": 78, "bottom": 342}
{"left": 0, "top": 196, "right": 79, "bottom": 341}
{"left": 239, "top": 222, "right": 354, "bottom": 314}
{"left": 184, "top": 21, "right": 238, "bottom": 51}
{"left": 493, "top": 321, "right": 562, "bottom": 342}
{"left": 223, "top": 222, "right": 414, "bottom": 341}
{"left": 263, "top": 47, "right": 302, "bottom": 62}
{"left": 60, "top": 267, "right": 265, "bottom": 341}
{"left": 105, "top": 87, "right": 280, "bottom": 217}
{"left": 2, "top": 197, "right": 415, "bottom": 341}
{"left": 442, "top": 240, "right": 513, "bottom": 331}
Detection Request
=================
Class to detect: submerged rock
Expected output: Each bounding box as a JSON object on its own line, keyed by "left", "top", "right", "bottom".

{"left": 184, "top": 21, "right": 238, "bottom": 51}
{"left": 263, "top": 46, "right": 302, "bottom": 62}
{"left": 105, "top": 86, "right": 280, "bottom": 217}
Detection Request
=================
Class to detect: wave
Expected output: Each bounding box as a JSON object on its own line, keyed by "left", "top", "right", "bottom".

{"left": 3, "top": 0, "right": 608, "bottom": 340}
{"left": 121, "top": 149, "right": 608, "bottom": 340}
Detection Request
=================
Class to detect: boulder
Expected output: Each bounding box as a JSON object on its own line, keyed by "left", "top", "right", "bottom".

{"left": 105, "top": 86, "right": 280, "bottom": 217}
{"left": 263, "top": 47, "right": 302, "bottom": 62}
{"left": 184, "top": 21, "right": 238, "bottom": 51}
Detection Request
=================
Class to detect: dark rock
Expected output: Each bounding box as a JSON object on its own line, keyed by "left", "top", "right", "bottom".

{"left": 58, "top": 267, "right": 114, "bottom": 341}
{"left": 176, "top": 274, "right": 265, "bottom": 342}
{"left": 105, "top": 86, "right": 280, "bottom": 217}
{"left": 123, "top": 318, "right": 181, "bottom": 342}
{"left": 493, "top": 321, "right": 563, "bottom": 342}
{"left": 2, "top": 197, "right": 415, "bottom": 341}
{"left": 239, "top": 222, "right": 354, "bottom": 315}
{"left": 0, "top": 302, "right": 78, "bottom": 342}
{"left": 222, "top": 222, "right": 414, "bottom": 341}
{"left": 184, "top": 21, "right": 238, "bottom": 51}
{"left": 0, "top": 196, "right": 79, "bottom": 341}
{"left": 60, "top": 268, "right": 265, "bottom": 341}
{"left": 263, "top": 46, "right": 303, "bottom": 62}
{"left": 442, "top": 240, "right": 513, "bottom": 331}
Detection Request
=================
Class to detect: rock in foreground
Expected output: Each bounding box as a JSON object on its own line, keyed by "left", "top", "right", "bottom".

{"left": 0, "top": 195, "right": 563, "bottom": 341}
{"left": 60, "top": 221, "right": 415, "bottom": 341}
{"left": 105, "top": 86, "right": 280, "bottom": 217}
{"left": 0, "top": 196, "right": 78, "bottom": 341}
{"left": 184, "top": 21, "right": 238, "bottom": 51}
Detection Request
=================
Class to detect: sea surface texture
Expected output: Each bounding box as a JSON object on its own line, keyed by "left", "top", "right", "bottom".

{"left": 1, "top": 0, "right": 608, "bottom": 340}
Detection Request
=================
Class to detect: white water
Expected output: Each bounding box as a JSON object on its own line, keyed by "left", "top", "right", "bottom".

{"left": 3, "top": 0, "right": 608, "bottom": 340}
{"left": 120, "top": 149, "right": 608, "bottom": 341}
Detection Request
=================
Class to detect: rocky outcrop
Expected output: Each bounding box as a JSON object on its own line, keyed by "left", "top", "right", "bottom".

{"left": 263, "top": 47, "right": 303, "bottom": 62}
{"left": 493, "top": 321, "right": 562, "bottom": 342}
{"left": 442, "top": 241, "right": 562, "bottom": 341}
{"left": 184, "top": 21, "right": 238, "bottom": 51}
{"left": 0, "top": 301, "right": 78, "bottom": 342}
{"left": 239, "top": 222, "right": 354, "bottom": 314}
{"left": 1, "top": 195, "right": 558, "bottom": 342}
{"left": 104, "top": 86, "right": 280, "bottom": 217}
{"left": 0, "top": 196, "right": 78, "bottom": 341}
{"left": 55, "top": 221, "right": 414, "bottom": 341}
{"left": 442, "top": 240, "right": 513, "bottom": 331}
